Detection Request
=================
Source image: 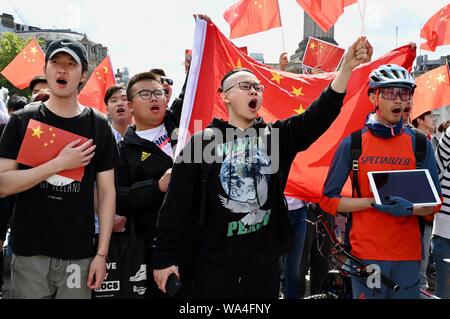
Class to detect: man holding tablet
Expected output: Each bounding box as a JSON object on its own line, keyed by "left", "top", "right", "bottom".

{"left": 320, "top": 64, "right": 442, "bottom": 299}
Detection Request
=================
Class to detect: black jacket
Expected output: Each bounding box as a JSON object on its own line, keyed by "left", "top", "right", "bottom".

{"left": 153, "top": 85, "right": 346, "bottom": 276}
{"left": 116, "top": 110, "right": 179, "bottom": 239}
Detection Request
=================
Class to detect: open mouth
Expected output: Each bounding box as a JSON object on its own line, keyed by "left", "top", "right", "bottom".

{"left": 391, "top": 107, "right": 402, "bottom": 114}
{"left": 117, "top": 107, "right": 125, "bottom": 114}
{"left": 150, "top": 106, "right": 160, "bottom": 112}
{"left": 248, "top": 99, "right": 258, "bottom": 110}
{"left": 56, "top": 78, "right": 67, "bottom": 86}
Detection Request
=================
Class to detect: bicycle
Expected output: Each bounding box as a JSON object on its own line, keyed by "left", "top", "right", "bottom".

{"left": 303, "top": 215, "right": 440, "bottom": 299}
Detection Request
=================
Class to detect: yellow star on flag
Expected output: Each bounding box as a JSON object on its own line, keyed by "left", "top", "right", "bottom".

{"left": 103, "top": 66, "right": 109, "bottom": 74}
{"left": 436, "top": 73, "right": 446, "bottom": 84}
{"left": 271, "top": 72, "right": 284, "bottom": 84}
{"left": 294, "top": 105, "right": 305, "bottom": 115}
{"left": 309, "top": 41, "right": 316, "bottom": 50}
{"left": 292, "top": 86, "right": 305, "bottom": 97}
{"left": 32, "top": 126, "right": 44, "bottom": 139}
{"left": 30, "top": 47, "right": 38, "bottom": 55}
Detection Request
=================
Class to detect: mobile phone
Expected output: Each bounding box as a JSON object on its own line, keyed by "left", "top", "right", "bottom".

{"left": 166, "top": 273, "right": 181, "bottom": 297}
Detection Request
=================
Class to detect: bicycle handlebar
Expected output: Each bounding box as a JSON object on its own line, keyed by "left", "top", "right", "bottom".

{"left": 314, "top": 215, "right": 400, "bottom": 292}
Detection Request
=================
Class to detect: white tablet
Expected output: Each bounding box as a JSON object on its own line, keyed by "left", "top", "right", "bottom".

{"left": 367, "top": 169, "right": 441, "bottom": 207}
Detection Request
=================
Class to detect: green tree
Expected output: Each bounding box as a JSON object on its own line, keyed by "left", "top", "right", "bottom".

{"left": 0, "top": 32, "right": 45, "bottom": 97}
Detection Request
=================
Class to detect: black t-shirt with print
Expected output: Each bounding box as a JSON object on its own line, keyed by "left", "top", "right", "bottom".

{"left": 0, "top": 104, "right": 118, "bottom": 259}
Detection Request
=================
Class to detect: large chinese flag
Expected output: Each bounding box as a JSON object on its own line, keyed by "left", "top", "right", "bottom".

{"left": 420, "top": 4, "right": 450, "bottom": 52}
{"left": 78, "top": 56, "right": 116, "bottom": 114}
{"left": 0, "top": 38, "right": 45, "bottom": 89}
{"left": 302, "top": 36, "right": 345, "bottom": 72}
{"left": 180, "top": 19, "right": 416, "bottom": 202}
{"left": 410, "top": 64, "right": 450, "bottom": 121}
{"left": 223, "top": 0, "right": 282, "bottom": 39}
{"left": 17, "top": 119, "right": 88, "bottom": 182}
{"left": 296, "top": 0, "right": 357, "bottom": 32}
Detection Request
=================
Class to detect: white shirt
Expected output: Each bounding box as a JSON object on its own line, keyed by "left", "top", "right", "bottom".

{"left": 136, "top": 124, "right": 173, "bottom": 158}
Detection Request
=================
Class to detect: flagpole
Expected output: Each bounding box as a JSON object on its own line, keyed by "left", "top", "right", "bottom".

{"left": 357, "top": 0, "right": 367, "bottom": 36}
{"left": 275, "top": 0, "right": 286, "bottom": 53}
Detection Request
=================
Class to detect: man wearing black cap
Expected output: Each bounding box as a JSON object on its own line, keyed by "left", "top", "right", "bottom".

{"left": 0, "top": 38, "right": 118, "bottom": 299}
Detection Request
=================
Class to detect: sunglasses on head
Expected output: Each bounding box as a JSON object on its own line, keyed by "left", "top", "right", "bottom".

{"left": 379, "top": 87, "right": 412, "bottom": 101}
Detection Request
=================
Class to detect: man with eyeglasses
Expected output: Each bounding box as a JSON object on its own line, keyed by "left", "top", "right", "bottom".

{"left": 320, "top": 64, "right": 442, "bottom": 299}
{"left": 115, "top": 72, "right": 180, "bottom": 298}
{"left": 153, "top": 36, "right": 373, "bottom": 299}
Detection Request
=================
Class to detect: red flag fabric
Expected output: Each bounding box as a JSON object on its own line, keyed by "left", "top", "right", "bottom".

{"left": 78, "top": 56, "right": 116, "bottom": 113}
{"left": 17, "top": 119, "right": 88, "bottom": 182}
{"left": 421, "top": 4, "right": 450, "bottom": 51}
{"left": 0, "top": 38, "right": 45, "bottom": 89}
{"left": 223, "top": 0, "right": 282, "bottom": 39}
{"left": 296, "top": 0, "right": 357, "bottom": 32}
{"left": 411, "top": 64, "right": 450, "bottom": 121}
{"left": 302, "top": 36, "right": 345, "bottom": 72}
{"left": 181, "top": 20, "right": 416, "bottom": 202}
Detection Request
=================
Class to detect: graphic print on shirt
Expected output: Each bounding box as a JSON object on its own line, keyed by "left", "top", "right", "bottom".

{"left": 217, "top": 136, "right": 272, "bottom": 237}
{"left": 40, "top": 174, "right": 81, "bottom": 200}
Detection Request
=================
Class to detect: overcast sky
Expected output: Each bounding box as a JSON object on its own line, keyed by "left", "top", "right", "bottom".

{"left": 2, "top": 0, "right": 449, "bottom": 95}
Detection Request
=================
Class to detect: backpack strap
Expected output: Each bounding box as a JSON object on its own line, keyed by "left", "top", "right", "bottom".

{"left": 350, "top": 130, "right": 362, "bottom": 198}
{"left": 414, "top": 131, "right": 427, "bottom": 169}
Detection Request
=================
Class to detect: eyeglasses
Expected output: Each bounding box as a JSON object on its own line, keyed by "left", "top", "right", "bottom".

{"left": 224, "top": 81, "right": 265, "bottom": 93}
{"left": 380, "top": 87, "right": 412, "bottom": 101}
{"left": 132, "top": 89, "right": 166, "bottom": 100}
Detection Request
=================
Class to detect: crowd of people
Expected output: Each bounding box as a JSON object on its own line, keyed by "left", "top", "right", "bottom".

{"left": 0, "top": 18, "right": 449, "bottom": 300}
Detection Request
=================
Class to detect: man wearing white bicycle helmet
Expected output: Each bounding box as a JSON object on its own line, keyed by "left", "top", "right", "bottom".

{"left": 320, "top": 64, "right": 442, "bottom": 299}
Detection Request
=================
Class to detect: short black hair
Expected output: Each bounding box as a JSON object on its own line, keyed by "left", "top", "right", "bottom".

{"left": 126, "top": 72, "right": 160, "bottom": 100}
{"left": 7, "top": 95, "right": 28, "bottom": 113}
{"left": 150, "top": 68, "right": 166, "bottom": 77}
{"left": 104, "top": 85, "right": 125, "bottom": 105}
{"left": 29, "top": 76, "right": 47, "bottom": 92}
{"left": 219, "top": 68, "right": 254, "bottom": 92}
{"left": 412, "top": 111, "right": 432, "bottom": 128}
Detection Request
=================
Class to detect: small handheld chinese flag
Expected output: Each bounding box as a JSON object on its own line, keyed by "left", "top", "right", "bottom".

{"left": 0, "top": 38, "right": 45, "bottom": 89}
{"left": 420, "top": 4, "right": 450, "bottom": 52}
{"left": 78, "top": 56, "right": 116, "bottom": 114}
{"left": 17, "top": 119, "right": 88, "bottom": 182}
{"left": 223, "top": 0, "right": 282, "bottom": 39}
{"left": 302, "top": 37, "right": 345, "bottom": 72}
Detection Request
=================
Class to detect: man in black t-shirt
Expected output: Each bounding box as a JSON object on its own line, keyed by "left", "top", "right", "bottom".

{"left": 0, "top": 38, "right": 118, "bottom": 299}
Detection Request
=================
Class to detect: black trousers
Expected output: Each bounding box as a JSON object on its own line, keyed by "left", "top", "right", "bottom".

{"left": 299, "top": 205, "right": 333, "bottom": 297}
{"left": 192, "top": 261, "right": 280, "bottom": 299}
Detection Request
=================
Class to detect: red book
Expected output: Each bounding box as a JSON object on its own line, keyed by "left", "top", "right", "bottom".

{"left": 17, "top": 119, "right": 88, "bottom": 182}
{"left": 302, "top": 37, "right": 345, "bottom": 72}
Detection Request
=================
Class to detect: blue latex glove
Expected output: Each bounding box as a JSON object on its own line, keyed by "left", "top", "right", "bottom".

{"left": 372, "top": 196, "right": 414, "bottom": 217}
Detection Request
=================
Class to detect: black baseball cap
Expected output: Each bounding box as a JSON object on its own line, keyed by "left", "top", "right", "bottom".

{"left": 45, "top": 38, "right": 88, "bottom": 66}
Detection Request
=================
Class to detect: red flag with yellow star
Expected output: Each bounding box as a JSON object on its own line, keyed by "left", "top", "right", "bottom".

{"left": 17, "top": 119, "right": 88, "bottom": 182}
{"left": 223, "top": 0, "right": 282, "bottom": 39}
{"left": 0, "top": 38, "right": 45, "bottom": 89}
{"left": 78, "top": 56, "right": 116, "bottom": 113}
{"left": 421, "top": 4, "right": 450, "bottom": 52}
{"left": 410, "top": 64, "right": 450, "bottom": 121}
{"left": 181, "top": 19, "right": 416, "bottom": 202}
{"left": 302, "top": 36, "right": 345, "bottom": 72}
{"left": 296, "top": 0, "right": 357, "bottom": 32}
